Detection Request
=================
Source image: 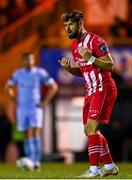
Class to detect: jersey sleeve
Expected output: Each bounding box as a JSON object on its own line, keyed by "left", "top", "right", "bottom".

{"left": 7, "top": 71, "right": 18, "bottom": 86}
{"left": 92, "top": 36, "right": 110, "bottom": 57}
{"left": 39, "top": 69, "right": 55, "bottom": 86}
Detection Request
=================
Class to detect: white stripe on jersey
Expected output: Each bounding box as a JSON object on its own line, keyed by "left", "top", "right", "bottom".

{"left": 90, "top": 70, "right": 97, "bottom": 93}
{"left": 84, "top": 70, "right": 103, "bottom": 95}
{"left": 90, "top": 37, "right": 94, "bottom": 50}
{"left": 98, "top": 73, "right": 103, "bottom": 91}
{"left": 83, "top": 34, "right": 90, "bottom": 48}
{"left": 78, "top": 42, "right": 82, "bottom": 47}
{"left": 83, "top": 72, "right": 92, "bottom": 96}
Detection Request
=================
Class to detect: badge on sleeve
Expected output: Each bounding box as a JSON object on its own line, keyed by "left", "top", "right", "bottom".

{"left": 100, "top": 44, "right": 108, "bottom": 54}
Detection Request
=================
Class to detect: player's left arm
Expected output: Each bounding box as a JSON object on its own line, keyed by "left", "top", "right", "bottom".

{"left": 5, "top": 72, "right": 18, "bottom": 102}
{"left": 92, "top": 54, "right": 113, "bottom": 71}
{"left": 40, "top": 69, "right": 58, "bottom": 107}
{"left": 43, "top": 81, "right": 58, "bottom": 107}
{"left": 78, "top": 40, "right": 114, "bottom": 72}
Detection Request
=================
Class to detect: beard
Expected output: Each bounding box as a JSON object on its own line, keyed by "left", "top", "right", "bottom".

{"left": 68, "top": 31, "right": 79, "bottom": 39}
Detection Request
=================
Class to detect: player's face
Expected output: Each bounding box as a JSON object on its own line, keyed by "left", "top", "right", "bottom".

{"left": 64, "top": 20, "right": 81, "bottom": 39}
{"left": 23, "top": 54, "right": 35, "bottom": 69}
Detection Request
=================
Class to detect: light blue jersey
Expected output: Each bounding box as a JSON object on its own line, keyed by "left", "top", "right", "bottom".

{"left": 7, "top": 67, "right": 55, "bottom": 131}
{"left": 8, "top": 67, "right": 55, "bottom": 107}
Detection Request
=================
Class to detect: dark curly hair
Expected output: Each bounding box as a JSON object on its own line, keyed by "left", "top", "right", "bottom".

{"left": 61, "top": 10, "right": 83, "bottom": 23}
{"left": 22, "top": 52, "right": 33, "bottom": 59}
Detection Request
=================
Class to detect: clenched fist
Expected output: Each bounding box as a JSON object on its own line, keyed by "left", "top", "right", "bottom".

{"left": 58, "top": 57, "right": 71, "bottom": 69}
{"left": 78, "top": 47, "right": 91, "bottom": 62}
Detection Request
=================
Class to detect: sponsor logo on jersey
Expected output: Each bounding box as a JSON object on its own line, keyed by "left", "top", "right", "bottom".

{"left": 91, "top": 113, "right": 97, "bottom": 117}
{"left": 79, "top": 62, "right": 89, "bottom": 67}
{"left": 75, "top": 57, "right": 90, "bottom": 67}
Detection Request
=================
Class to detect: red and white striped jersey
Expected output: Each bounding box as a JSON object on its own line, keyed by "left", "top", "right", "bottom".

{"left": 71, "top": 32, "right": 115, "bottom": 96}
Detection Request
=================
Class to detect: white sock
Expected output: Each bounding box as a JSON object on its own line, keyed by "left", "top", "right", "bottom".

{"left": 104, "top": 162, "right": 116, "bottom": 170}
{"left": 90, "top": 166, "right": 100, "bottom": 173}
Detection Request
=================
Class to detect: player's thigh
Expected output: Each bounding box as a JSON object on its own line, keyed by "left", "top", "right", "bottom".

{"left": 28, "top": 107, "right": 43, "bottom": 128}
{"left": 16, "top": 107, "right": 29, "bottom": 131}
{"left": 83, "top": 96, "right": 90, "bottom": 124}
{"left": 99, "top": 88, "right": 117, "bottom": 124}
{"left": 88, "top": 90, "right": 107, "bottom": 122}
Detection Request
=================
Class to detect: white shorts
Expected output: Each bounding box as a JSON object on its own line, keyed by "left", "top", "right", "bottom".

{"left": 16, "top": 106, "right": 43, "bottom": 131}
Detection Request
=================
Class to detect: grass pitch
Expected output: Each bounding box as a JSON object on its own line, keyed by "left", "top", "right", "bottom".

{"left": 0, "top": 162, "right": 132, "bottom": 179}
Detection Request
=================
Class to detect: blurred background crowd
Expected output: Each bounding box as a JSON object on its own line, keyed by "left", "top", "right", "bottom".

{"left": 0, "top": 0, "right": 132, "bottom": 36}
{"left": 0, "top": 0, "right": 45, "bottom": 30}
{"left": 0, "top": 0, "right": 132, "bottom": 164}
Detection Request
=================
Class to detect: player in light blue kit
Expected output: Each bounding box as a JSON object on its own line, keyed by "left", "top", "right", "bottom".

{"left": 6, "top": 52, "right": 58, "bottom": 170}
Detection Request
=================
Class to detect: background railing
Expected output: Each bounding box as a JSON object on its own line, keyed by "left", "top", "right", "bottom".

{"left": 0, "top": 0, "right": 58, "bottom": 53}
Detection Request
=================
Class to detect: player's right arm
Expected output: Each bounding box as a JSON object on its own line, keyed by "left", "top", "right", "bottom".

{"left": 5, "top": 72, "right": 18, "bottom": 101}
{"left": 59, "top": 57, "right": 82, "bottom": 77}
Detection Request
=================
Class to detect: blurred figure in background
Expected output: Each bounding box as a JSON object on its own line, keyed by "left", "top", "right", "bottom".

{"left": 9, "top": 0, "right": 29, "bottom": 22}
{"left": 0, "top": 0, "right": 10, "bottom": 30}
{"left": 110, "top": 17, "right": 128, "bottom": 37}
{"left": 60, "top": 10, "right": 119, "bottom": 178}
{"left": 6, "top": 52, "right": 58, "bottom": 170}
{"left": 0, "top": 14, "right": 9, "bottom": 30}
{"left": 123, "top": 125, "right": 132, "bottom": 162}
{"left": 126, "top": 0, "right": 132, "bottom": 37}
{"left": 25, "top": 0, "right": 44, "bottom": 10}
{"left": 0, "top": 105, "right": 12, "bottom": 162}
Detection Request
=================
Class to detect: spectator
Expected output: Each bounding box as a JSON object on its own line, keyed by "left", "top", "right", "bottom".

{"left": 0, "top": 0, "right": 10, "bottom": 13}
{"left": 0, "top": 105, "right": 12, "bottom": 162}
{"left": 9, "top": 0, "right": 29, "bottom": 22}
{"left": 0, "top": 0, "right": 10, "bottom": 30}
{"left": 25, "top": 0, "right": 38, "bottom": 10}
{"left": 110, "top": 17, "right": 128, "bottom": 37}
{"left": 0, "top": 14, "right": 9, "bottom": 30}
{"left": 126, "top": 0, "right": 132, "bottom": 36}
{"left": 122, "top": 125, "right": 132, "bottom": 162}
{"left": 4, "top": 100, "right": 24, "bottom": 163}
